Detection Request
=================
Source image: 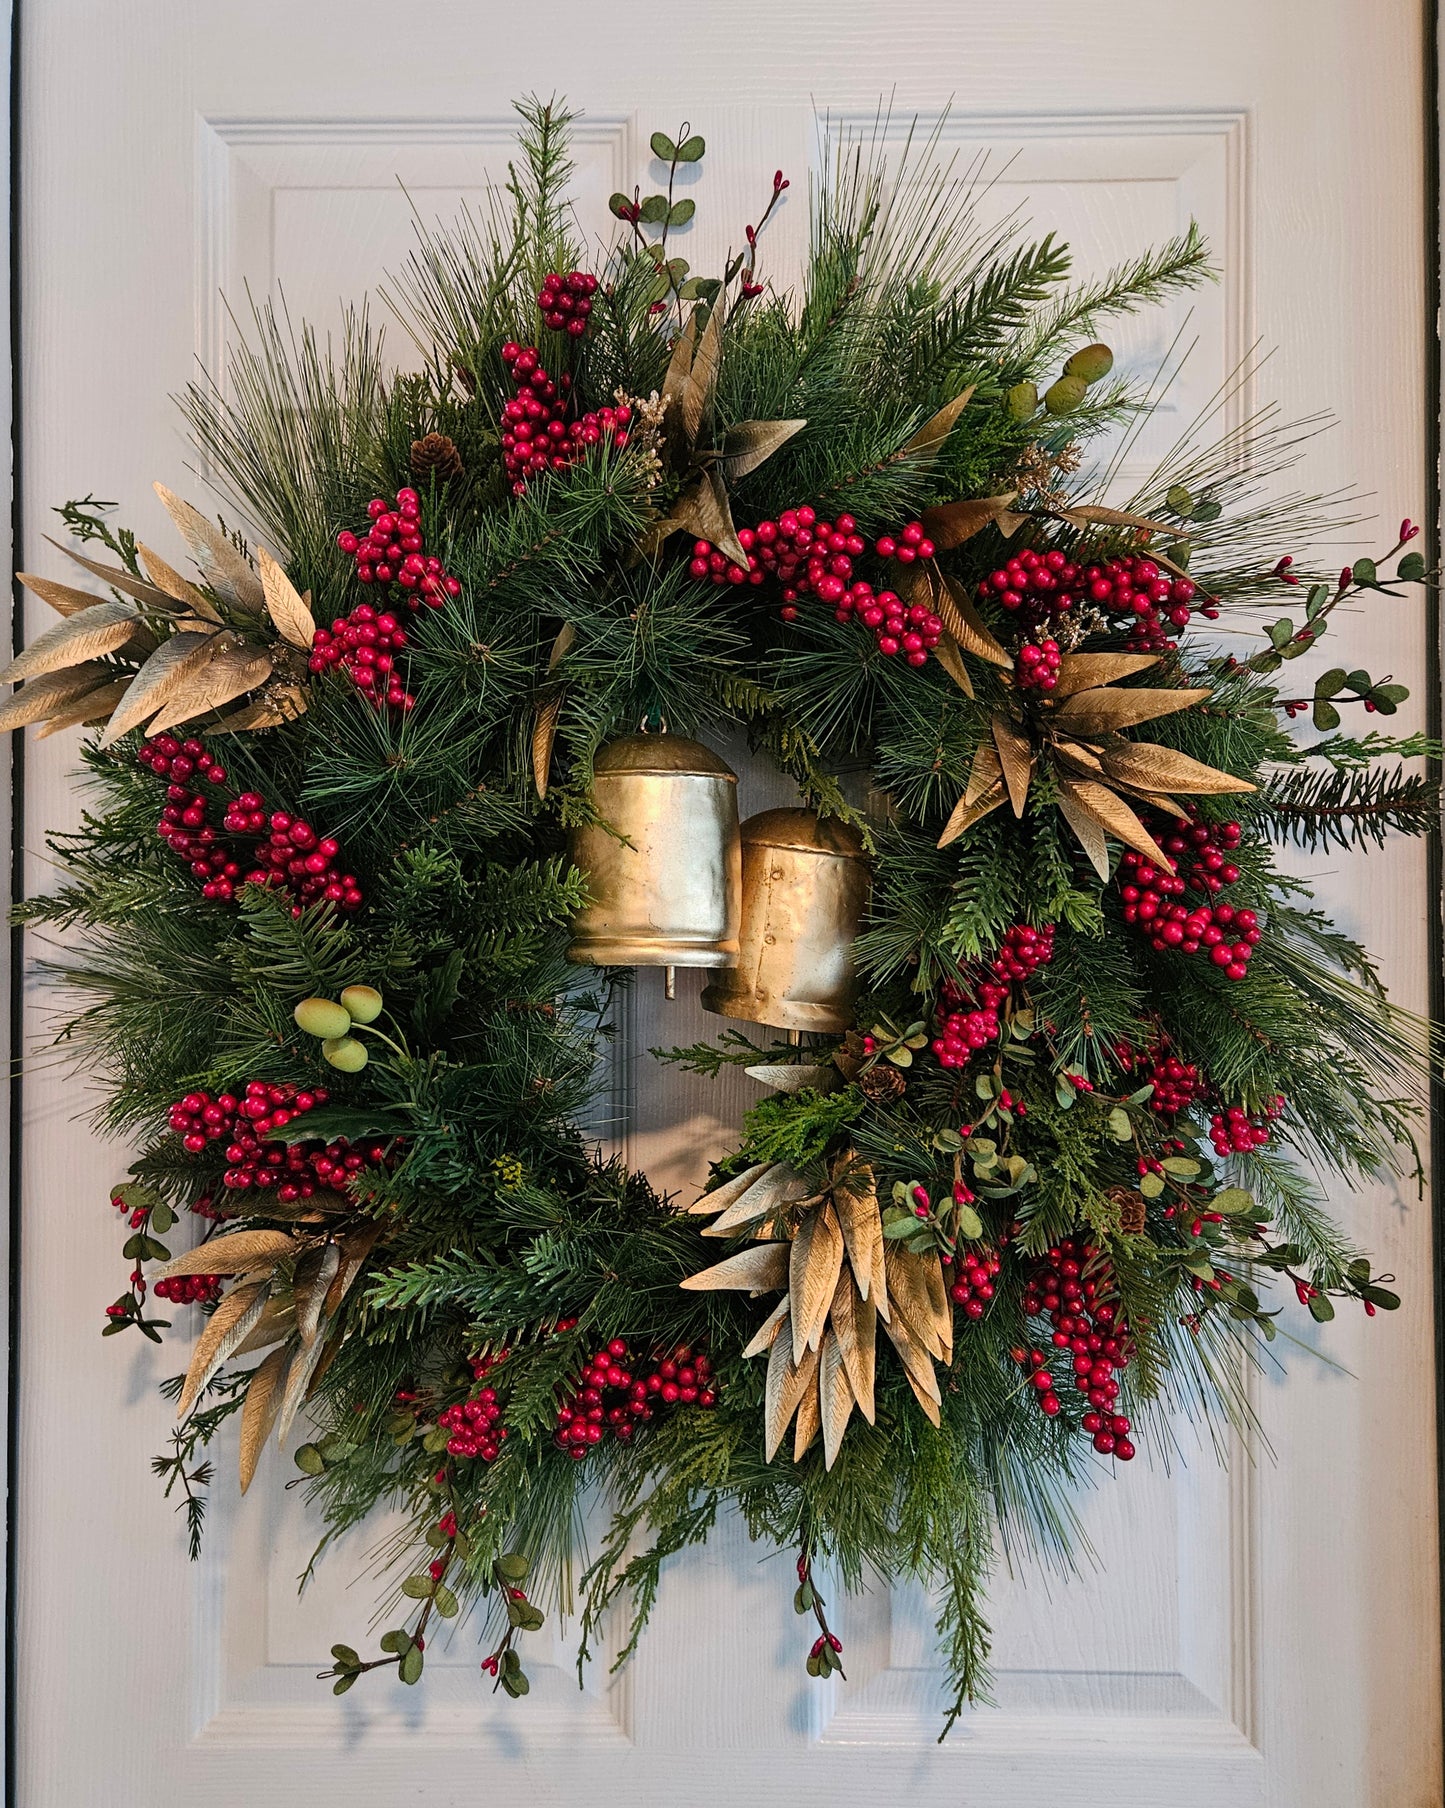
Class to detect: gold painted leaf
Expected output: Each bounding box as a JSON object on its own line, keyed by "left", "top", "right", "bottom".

{"left": 210, "top": 700, "right": 291, "bottom": 733}
{"left": 1052, "top": 684, "right": 1209, "bottom": 736}
{"left": 991, "top": 714, "right": 1034, "bottom": 818}
{"left": 18, "top": 572, "right": 116, "bottom": 619}
{"left": 765, "top": 1319, "right": 820, "bottom": 1461}
{"left": 1055, "top": 503, "right": 1175, "bottom": 536}
{"left": 138, "top": 543, "right": 222, "bottom": 621}
{"left": 832, "top": 1162, "right": 888, "bottom": 1317}
{"left": 884, "top": 1245, "right": 949, "bottom": 1362}
{"left": 829, "top": 1267, "right": 876, "bottom": 1423}
{"left": 718, "top": 417, "right": 806, "bottom": 483}
{"left": 101, "top": 631, "right": 231, "bottom": 745}
{"left": 1056, "top": 777, "right": 1172, "bottom": 869}
{"left": 233, "top": 1296, "right": 296, "bottom": 1356}
{"left": 790, "top": 1203, "right": 845, "bottom": 1361}
{"left": 34, "top": 677, "right": 133, "bottom": 737}
{"left": 1054, "top": 783, "right": 1111, "bottom": 879}
{"left": 304, "top": 1326, "right": 346, "bottom": 1402}
{"left": 1053, "top": 737, "right": 1107, "bottom": 778}
{"left": 936, "top": 572, "right": 1013, "bottom": 667}
{"left": 680, "top": 302, "right": 722, "bottom": 448}
{"left": 931, "top": 632, "right": 974, "bottom": 697}
{"left": 295, "top": 1241, "right": 341, "bottom": 1351}
{"left": 680, "top": 1242, "right": 789, "bottom": 1293}
{"left": 921, "top": 492, "right": 1018, "bottom": 552}
{"left": 0, "top": 598, "right": 140, "bottom": 685}
{"left": 144, "top": 642, "right": 274, "bottom": 735}
{"left": 45, "top": 536, "right": 182, "bottom": 613}
{"left": 532, "top": 693, "right": 563, "bottom": 799}
{"left": 689, "top": 1161, "right": 776, "bottom": 1216}
{"left": 880, "top": 1309, "right": 942, "bottom": 1421}
{"left": 1098, "top": 741, "right": 1256, "bottom": 796}
{"left": 741, "top": 1296, "right": 790, "bottom": 1359}
{"left": 744, "top": 1062, "right": 838, "bottom": 1093}
{"left": 703, "top": 1162, "right": 811, "bottom": 1238}
{"left": 156, "top": 1228, "right": 295, "bottom": 1280}
{"left": 1050, "top": 651, "right": 1159, "bottom": 699}
{"left": 546, "top": 621, "right": 576, "bottom": 672}
{"left": 324, "top": 1221, "right": 385, "bottom": 1318}
{"left": 819, "top": 1329, "right": 855, "bottom": 1470}
{"left": 792, "top": 1369, "right": 822, "bottom": 1461}
{"left": 938, "top": 776, "right": 1006, "bottom": 848}
{"left": 897, "top": 386, "right": 976, "bottom": 461}
{"left": 177, "top": 1281, "right": 270, "bottom": 1420}
{"left": 900, "top": 1366, "right": 943, "bottom": 1427}
{"left": 258, "top": 548, "right": 316, "bottom": 649}
{"left": 275, "top": 1326, "right": 331, "bottom": 1444}
{"left": 0, "top": 664, "right": 122, "bottom": 732}
{"left": 153, "top": 484, "right": 265, "bottom": 612}
{"left": 661, "top": 310, "right": 697, "bottom": 408}
{"left": 239, "top": 1343, "right": 291, "bottom": 1493}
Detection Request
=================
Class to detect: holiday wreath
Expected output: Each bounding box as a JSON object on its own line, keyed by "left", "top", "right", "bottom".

{"left": 8, "top": 101, "right": 1436, "bottom": 1730}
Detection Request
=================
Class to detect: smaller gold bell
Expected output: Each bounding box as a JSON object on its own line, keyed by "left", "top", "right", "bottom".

{"left": 566, "top": 732, "right": 741, "bottom": 971}
{"left": 700, "top": 808, "right": 869, "bottom": 1034}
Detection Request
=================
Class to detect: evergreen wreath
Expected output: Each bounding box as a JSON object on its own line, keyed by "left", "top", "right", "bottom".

{"left": 8, "top": 99, "right": 1437, "bottom": 1731}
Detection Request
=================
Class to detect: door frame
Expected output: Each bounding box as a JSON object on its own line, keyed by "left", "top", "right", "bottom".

{"left": 1, "top": 4, "right": 1442, "bottom": 1799}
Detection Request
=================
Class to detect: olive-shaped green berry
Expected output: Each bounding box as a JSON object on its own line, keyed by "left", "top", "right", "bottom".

{"left": 322, "top": 1035, "right": 369, "bottom": 1073}
{"left": 1063, "top": 342, "right": 1114, "bottom": 384}
{"left": 1044, "top": 373, "right": 1088, "bottom": 416}
{"left": 295, "top": 997, "right": 352, "bottom": 1040}
{"left": 340, "top": 984, "right": 383, "bottom": 1024}
{"left": 1005, "top": 380, "right": 1038, "bottom": 421}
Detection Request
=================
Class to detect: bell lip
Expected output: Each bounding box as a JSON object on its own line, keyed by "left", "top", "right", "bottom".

{"left": 568, "top": 937, "right": 739, "bottom": 967}
{"left": 739, "top": 807, "right": 866, "bottom": 857}
{"left": 593, "top": 733, "right": 738, "bottom": 780}
{"left": 699, "top": 981, "right": 857, "bottom": 1035}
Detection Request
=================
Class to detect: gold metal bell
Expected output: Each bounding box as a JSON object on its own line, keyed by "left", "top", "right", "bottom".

{"left": 566, "top": 732, "right": 741, "bottom": 975}
{"left": 700, "top": 808, "right": 869, "bottom": 1034}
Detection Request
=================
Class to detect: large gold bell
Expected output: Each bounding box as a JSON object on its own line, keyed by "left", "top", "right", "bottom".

{"left": 566, "top": 732, "right": 741, "bottom": 970}
{"left": 700, "top": 808, "right": 869, "bottom": 1033}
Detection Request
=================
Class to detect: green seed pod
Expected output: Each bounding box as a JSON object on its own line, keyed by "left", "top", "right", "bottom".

{"left": 1044, "top": 373, "right": 1088, "bottom": 416}
{"left": 340, "top": 984, "right": 384, "bottom": 1024}
{"left": 295, "top": 997, "right": 352, "bottom": 1040}
{"left": 1005, "top": 380, "right": 1038, "bottom": 421}
{"left": 1063, "top": 342, "right": 1114, "bottom": 384}
{"left": 322, "top": 1036, "right": 369, "bottom": 1073}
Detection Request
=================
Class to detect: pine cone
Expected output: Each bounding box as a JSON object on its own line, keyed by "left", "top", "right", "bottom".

{"left": 410, "top": 433, "right": 464, "bottom": 483}
{"left": 1107, "top": 1186, "right": 1148, "bottom": 1236}
{"left": 859, "top": 1063, "right": 907, "bottom": 1105}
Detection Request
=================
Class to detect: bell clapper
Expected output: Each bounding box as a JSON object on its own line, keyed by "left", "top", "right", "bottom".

{"left": 665, "top": 965, "right": 677, "bottom": 1001}
{"left": 787, "top": 1028, "right": 801, "bottom": 1047}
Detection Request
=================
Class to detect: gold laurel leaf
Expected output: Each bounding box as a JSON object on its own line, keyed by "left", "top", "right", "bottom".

{"left": 829, "top": 1267, "right": 876, "bottom": 1424}
{"left": 1056, "top": 777, "right": 1173, "bottom": 869}
{"left": 258, "top": 548, "right": 317, "bottom": 650}
{"left": 680, "top": 1242, "right": 790, "bottom": 1293}
{"left": 819, "top": 1329, "right": 855, "bottom": 1470}
{"left": 936, "top": 571, "right": 1014, "bottom": 667}
{"left": 0, "top": 598, "right": 140, "bottom": 686}
{"left": 920, "top": 492, "right": 1018, "bottom": 552}
{"left": 832, "top": 1165, "right": 886, "bottom": 1316}
{"left": 143, "top": 643, "right": 274, "bottom": 735}
{"left": 897, "top": 385, "right": 976, "bottom": 461}
{"left": 294, "top": 1242, "right": 342, "bottom": 1352}
{"left": 44, "top": 535, "right": 183, "bottom": 613}
{"left": 704, "top": 1162, "right": 812, "bottom": 1238}
{"left": 1098, "top": 741, "right": 1257, "bottom": 796}
{"left": 153, "top": 484, "right": 266, "bottom": 611}
{"left": 793, "top": 1368, "right": 822, "bottom": 1461}
{"left": 991, "top": 714, "right": 1035, "bottom": 818}
{"left": 1052, "top": 685, "right": 1209, "bottom": 736}
{"left": 33, "top": 678, "right": 134, "bottom": 737}
{"left": 742, "top": 1296, "right": 790, "bottom": 1359}
{"left": 238, "top": 1343, "right": 291, "bottom": 1493}
{"left": 1050, "top": 651, "right": 1160, "bottom": 699}
{"left": 938, "top": 776, "right": 1006, "bottom": 848}
{"left": 931, "top": 632, "right": 974, "bottom": 697}
{"left": 156, "top": 1228, "right": 296, "bottom": 1280}
{"left": 532, "top": 693, "right": 563, "bottom": 799}
{"left": 18, "top": 572, "right": 117, "bottom": 618}
{"left": 789, "top": 1202, "right": 845, "bottom": 1362}
{"left": 177, "top": 1281, "right": 270, "bottom": 1420}
{"left": 138, "top": 543, "right": 222, "bottom": 621}
{"left": 689, "top": 1161, "right": 776, "bottom": 1216}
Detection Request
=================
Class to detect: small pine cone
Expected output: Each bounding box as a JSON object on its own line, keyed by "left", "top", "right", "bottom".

{"left": 1107, "top": 1186, "right": 1148, "bottom": 1236}
{"left": 859, "top": 1063, "right": 907, "bottom": 1105}
{"left": 410, "top": 432, "right": 464, "bottom": 483}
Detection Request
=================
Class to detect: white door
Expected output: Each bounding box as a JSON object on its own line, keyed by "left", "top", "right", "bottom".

{"left": 15, "top": 3, "right": 1439, "bottom": 1804}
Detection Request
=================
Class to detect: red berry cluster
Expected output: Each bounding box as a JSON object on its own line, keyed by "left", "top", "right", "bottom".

{"left": 169, "top": 1082, "right": 394, "bottom": 1204}
{"left": 1015, "top": 1237, "right": 1136, "bottom": 1459}
{"left": 1118, "top": 818, "right": 1257, "bottom": 979}
{"left": 977, "top": 549, "right": 1213, "bottom": 653}
{"left": 154, "top": 1273, "right": 222, "bottom": 1306}
{"left": 537, "top": 269, "right": 598, "bottom": 336}
{"left": 309, "top": 604, "right": 413, "bottom": 712}
{"left": 499, "top": 343, "right": 631, "bottom": 495}
{"left": 336, "top": 491, "right": 460, "bottom": 607}
{"left": 1209, "top": 1096, "right": 1284, "bottom": 1157}
{"left": 220, "top": 795, "right": 364, "bottom": 914}
{"left": 437, "top": 1353, "right": 511, "bottom": 1461}
{"left": 137, "top": 735, "right": 228, "bottom": 789}
{"left": 931, "top": 981, "right": 1008, "bottom": 1068}
{"left": 553, "top": 1339, "right": 716, "bottom": 1460}
{"left": 1016, "top": 635, "right": 1062, "bottom": 692}
{"left": 991, "top": 922, "right": 1055, "bottom": 983}
{"left": 1143, "top": 1048, "right": 1204, "bottom": 1115}
{"left": 139, "top": 737, "right": 241, "bottom": 896}
{"left": 945, "top": 1246, "right": 1002, "bottom": 1318}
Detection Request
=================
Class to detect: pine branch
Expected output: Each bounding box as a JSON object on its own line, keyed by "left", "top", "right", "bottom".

{"left": 1263, "top": 763, "right": 1439, "bottom": 851}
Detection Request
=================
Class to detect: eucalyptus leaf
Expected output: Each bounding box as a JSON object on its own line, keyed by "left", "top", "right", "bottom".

{"left": 649, "top": 131, "right": 677, "bottom": 161}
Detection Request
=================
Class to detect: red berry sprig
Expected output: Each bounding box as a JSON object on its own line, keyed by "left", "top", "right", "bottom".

{"left": 309, "top": 604, "right": 413, "bottom": 712}
{"left": 930, "top": 980, "right": 1008, "bottom": 1068}
{"left": 1016, "top": 635, "right": 1062, "bottom": 692}
{"left": 536, "top": 269, "right": 598, "bottom": 336}
{"left": 945, "top": 1246, "right": 1002, "bottom": 1319}
{"left": 154, "top": 1273, "right": 222, "bottom": 1306}
{"left": 168, "top": 1081, "right": 396, "bottom": 1205}
{"left": 336, "top": 490, "right": 459, "bottom": 609}
{"left": 498, "top": 343, "right": 631, "bottom": 495}
{"left": 1118, "top": 821, "right": 1258, "bottom": 981}
{"left": 990, "top": 922, "right": 1055, "bottom": 982}
{"left": 222, "top": 795, "right": 364, "bottom": 915}
{"left": 1209, "top": 1096, "right": 1284, "bottom": 1157}
{"left": 553, "top": 1338, "right": 716, "bottom": 1459}
{"left": 1015, "top": 1236, "right": 1136, "bottom": 1460}
{"left": 977, "top": 548, "right": 1214, "bottom": 652}
{"left": 437, "top": 1352, "right": 511, "bottom": 1461}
